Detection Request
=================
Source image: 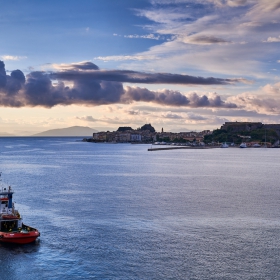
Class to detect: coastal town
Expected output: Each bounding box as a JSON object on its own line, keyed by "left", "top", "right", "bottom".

{"left": 83, "top": 122, "right": 280, "bottom": 147}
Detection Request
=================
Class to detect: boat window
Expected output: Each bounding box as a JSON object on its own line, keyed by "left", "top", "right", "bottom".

{"left": 1, "top": 201, "right": 8, "bottom": 207}
{"left": 0, "top": 221, "right": 18, "bottom": 232}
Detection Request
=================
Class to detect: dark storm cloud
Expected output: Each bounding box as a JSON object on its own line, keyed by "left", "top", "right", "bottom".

{"left": 0, "top": 61, "right": 7, "bottom": 88}
{"left": 0, "top": 60, "right": 240, "bottom": 108}
{"left": 6, "top": 70, "right": 26, "bottom": 95}
{"left": 0, "top": 61, "right": 125, "bottom": 107}
{"left": 123, "top": 87, "right": 190, "bottom": 106}
{"left": 188, "top": 92, "right": 236, "bottom": 108}
{"left": 0, "top": 61, "right": 26, "bottom": 107}
{"left": 123, "top": 87, "right": 237, "bottom": 108}
{"left": 50, "top": 68, "right": 242, "bottom": 85}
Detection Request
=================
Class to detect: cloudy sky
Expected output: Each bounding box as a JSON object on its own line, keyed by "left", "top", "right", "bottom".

{"left": 1, "top": 0, "right": 280, "bottom": 135}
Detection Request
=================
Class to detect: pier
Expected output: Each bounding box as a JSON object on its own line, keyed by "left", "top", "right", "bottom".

{"left": 148, "top": 146, "right": 216, "bottom": 151}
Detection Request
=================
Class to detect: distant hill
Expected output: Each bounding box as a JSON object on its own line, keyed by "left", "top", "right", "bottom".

{"left": 0, "top": 132, "right": 15, "bottom": 137}
{"left": 33, "top": 126, "right": 98, "bottom": 137}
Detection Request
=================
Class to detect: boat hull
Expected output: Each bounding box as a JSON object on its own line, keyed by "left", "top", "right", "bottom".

{"left": 0, "top": 226, "right": 40, "bottom": 244}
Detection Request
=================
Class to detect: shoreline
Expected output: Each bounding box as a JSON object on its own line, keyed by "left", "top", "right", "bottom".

{"left": 148, "top": 146, "right": 217, "bottom": 151}
{"left": 148, "top": 146, "right": 277, "bottom": 151}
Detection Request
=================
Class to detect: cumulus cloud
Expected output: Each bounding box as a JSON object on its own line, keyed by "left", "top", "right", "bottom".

{"left": 122, "top": 86, "right": 237, "bottom": 108}
{"left": 262, "top": 82, "right": 280, "bottom": 95}
{"left": 0, "top": 60, "right": 241, "bottom": 108}
{"left": 122, "top": 87, "right": 189, "bottom": 106}
{"left": 227, "top": 81, "right": 280, "bottom": 115}
{"left": 0, "top": 61, "right": 125, "bottom": 107}
{"left": 228, "top": 93, "right": 280, "bottom": 114}
{"left": 263, "top": 35, "right": 280, "bottom": 43}
{"left": 0, "top": 61, "right": 26, "bottom": 107}
{"left": 189, "top": 92, "right": 236, "bottom": 107}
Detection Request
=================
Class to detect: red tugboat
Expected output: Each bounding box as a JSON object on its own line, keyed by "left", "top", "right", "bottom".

{"left": 0, "top": 184, "right": 40, "bottom": 244}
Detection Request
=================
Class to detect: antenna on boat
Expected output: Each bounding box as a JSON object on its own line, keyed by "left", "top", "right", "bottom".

{"left": 264, "top": 129, "right": 267, "bottom": 148}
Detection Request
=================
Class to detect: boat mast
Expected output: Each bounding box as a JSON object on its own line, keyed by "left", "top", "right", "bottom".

{"left": 264, "top": 129, "right": 267, "bottom": 148}
{"left": 0, "top": 172, "right": 14, "bottom": 215}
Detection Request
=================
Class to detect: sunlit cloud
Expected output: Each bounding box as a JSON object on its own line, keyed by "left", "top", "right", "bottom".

{"left": 263, "top": 36, "right": 280, "bottom": 43}
{"left": 227, "top": 82, "right": 280, "bottom": 115}
{"left": 262, "top": 82, "right": 280, "bottom": 95}
{"left": 52, "top": 61, "right": 99, "bottom": 70}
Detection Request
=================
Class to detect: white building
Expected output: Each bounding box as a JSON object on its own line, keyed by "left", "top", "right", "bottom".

{"left": 130, "top": 134, "right": 142, "bottom": 142}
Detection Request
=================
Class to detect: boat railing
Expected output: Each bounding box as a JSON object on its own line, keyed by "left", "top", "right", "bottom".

{"left": 0, "top": 186, "right": 14, "bottom": 195}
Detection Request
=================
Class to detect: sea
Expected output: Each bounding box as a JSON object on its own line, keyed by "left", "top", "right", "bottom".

{"left": 0, "top": 137, "right": 280, "bottom": 279}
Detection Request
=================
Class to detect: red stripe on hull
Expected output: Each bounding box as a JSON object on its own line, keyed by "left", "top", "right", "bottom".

{"left": 0, "top": 231, "right": 40, "bottom": 244}
{"left": 0, "top": 236, "right": 38, "bottom": 244}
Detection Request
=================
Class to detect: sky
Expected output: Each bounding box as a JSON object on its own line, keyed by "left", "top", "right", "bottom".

{"left": 0, "top": 0, "right": 280, "bottom": 135}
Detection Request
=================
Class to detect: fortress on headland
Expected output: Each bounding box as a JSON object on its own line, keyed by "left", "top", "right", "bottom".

{"left": 221, "top": 122, "right": 280, "bottom": 136}
{"left": 221, "top": 122, "right": 262, "bottom": 131}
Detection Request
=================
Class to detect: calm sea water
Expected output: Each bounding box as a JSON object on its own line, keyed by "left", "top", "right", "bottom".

{"left": 0, "top": 138, "right": 280, "bottom": 279}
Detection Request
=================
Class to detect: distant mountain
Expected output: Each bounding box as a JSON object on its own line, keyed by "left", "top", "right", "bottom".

{"left": 0, "top": 132, "right": 15, "bottom": 137}
{"left": 33, "top": 126, "right": 98, "bottom": 137}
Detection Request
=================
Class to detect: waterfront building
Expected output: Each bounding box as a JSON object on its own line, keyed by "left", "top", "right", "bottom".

{"left": 130, "top": 134, "right": 142, "bottom": 142}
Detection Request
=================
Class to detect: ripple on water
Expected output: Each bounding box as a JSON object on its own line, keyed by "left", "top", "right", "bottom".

{"left": 0, "top": 139, "right": 280, "bottom": 279}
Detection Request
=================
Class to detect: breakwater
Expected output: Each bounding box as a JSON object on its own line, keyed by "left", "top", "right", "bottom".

{"left": 148, "top": 146, "right": 216, "bottom": 151}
